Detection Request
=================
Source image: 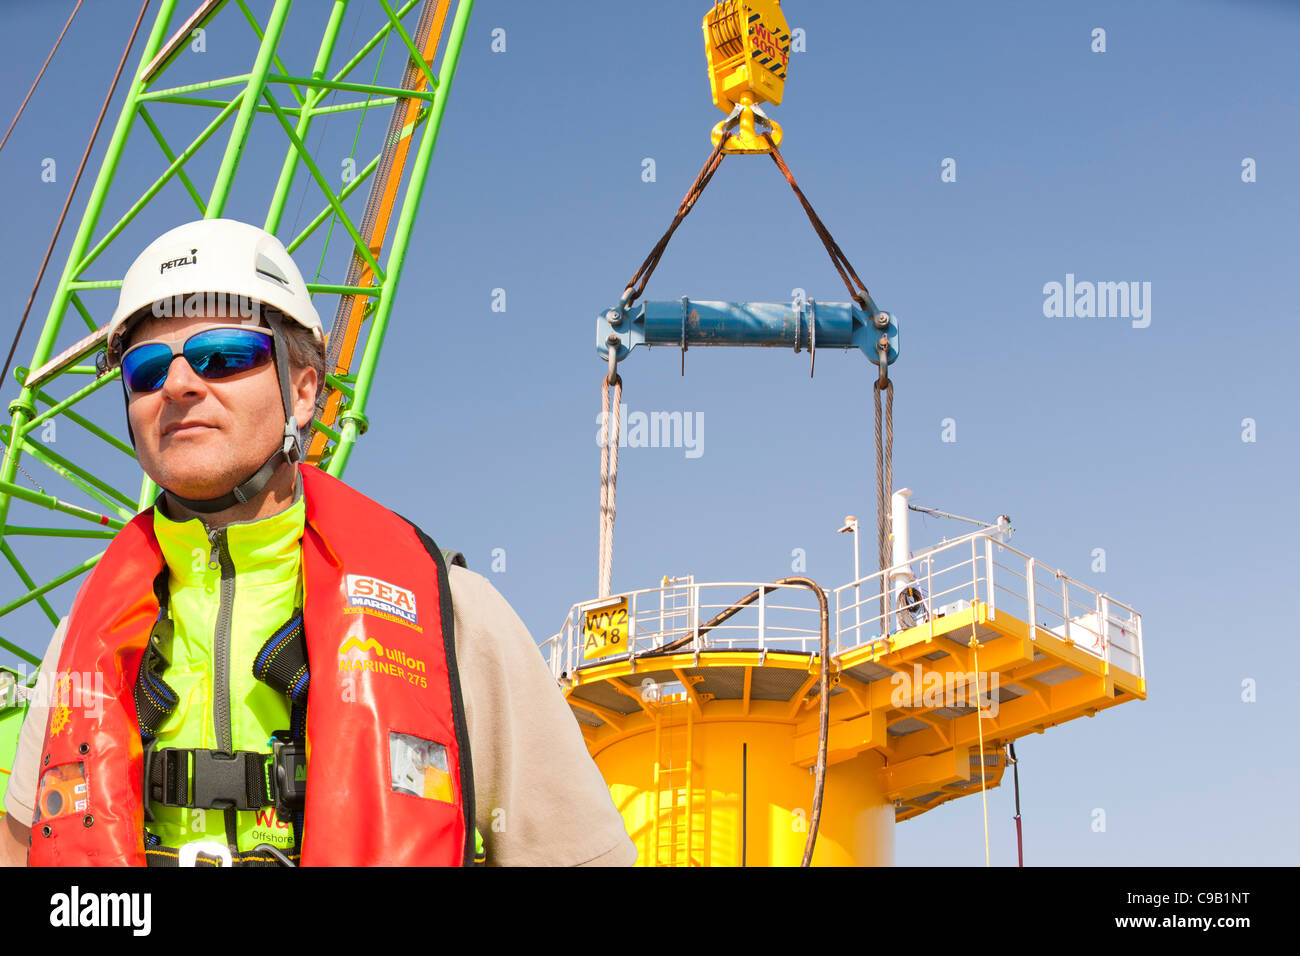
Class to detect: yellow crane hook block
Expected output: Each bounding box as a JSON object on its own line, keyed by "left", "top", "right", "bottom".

{"left": 703, "top": 0, "right": 790, "bottom": 153}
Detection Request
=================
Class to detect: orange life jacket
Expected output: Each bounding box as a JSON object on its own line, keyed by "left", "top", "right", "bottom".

{"left": 28, "top": 464, "right": 474, "bottom": 866}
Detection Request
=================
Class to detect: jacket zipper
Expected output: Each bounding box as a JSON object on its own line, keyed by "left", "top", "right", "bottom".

{"left": 207, "top": 526, "right": 239, "bottom": 853}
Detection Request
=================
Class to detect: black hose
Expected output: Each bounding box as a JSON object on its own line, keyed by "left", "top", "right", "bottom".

{"left": 652, "top": 576, "right": 830, "bottom": 866}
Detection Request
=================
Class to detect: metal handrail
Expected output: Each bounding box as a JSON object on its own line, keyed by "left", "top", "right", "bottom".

{"left": 545, "top": 528, "right": 1143, "bottom": 683}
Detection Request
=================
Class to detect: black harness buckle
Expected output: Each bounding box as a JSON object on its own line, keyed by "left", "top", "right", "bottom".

{"left": 142, "top": 738, "right": 157, "bottom": 823}
{"left": 191, "top": 750, "right": 260, "bottom": 811}
{"left": 270, "top": 733, "right": 305, "bottom": 814}
{"left": 144, "top": 743, "right": 304, "bottom": 815}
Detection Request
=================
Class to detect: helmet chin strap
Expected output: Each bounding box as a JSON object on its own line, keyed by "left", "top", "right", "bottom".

{"left": 163, "top": 312, "right": 303, "bottom": 516}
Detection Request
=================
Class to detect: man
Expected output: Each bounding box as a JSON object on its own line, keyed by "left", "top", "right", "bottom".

{"left": 0, "top": 219, "right": 634, "bottom": 866}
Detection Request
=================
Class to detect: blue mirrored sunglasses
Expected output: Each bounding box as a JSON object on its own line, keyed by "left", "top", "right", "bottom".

{"left": 120, "top": 326, "right": 274, "bottom": 394}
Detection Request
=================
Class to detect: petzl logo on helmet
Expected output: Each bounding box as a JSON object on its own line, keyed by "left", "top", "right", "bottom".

{"left": 159, "top": 248, "right": 198, "bottom": 275}
{"left": 345, "top": 574, "right": 418, "bottom": 625}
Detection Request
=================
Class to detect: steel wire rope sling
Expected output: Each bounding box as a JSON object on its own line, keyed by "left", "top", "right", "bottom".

{"left": 596, "top": 135, "right": 725, "bottom": 601}
{"left": 598, "top": 133, "right": 898, "bottom": 601}
{"left": 590, "top": 1, "right": 901, "bottom": 867}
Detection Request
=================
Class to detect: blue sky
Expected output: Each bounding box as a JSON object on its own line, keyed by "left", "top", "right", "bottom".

{"left": 1, "top": 0, "right": 1297, "bottom": 865}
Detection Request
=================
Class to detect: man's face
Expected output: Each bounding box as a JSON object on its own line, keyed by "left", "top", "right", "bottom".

{"left": 124, "top": 308, "right": 316, "bottom": 501}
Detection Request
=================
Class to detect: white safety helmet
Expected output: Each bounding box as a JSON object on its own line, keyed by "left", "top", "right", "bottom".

{"left": 105, "top": 218, "right": 323, "bottom": 365}
{"left": 106, "top": 219, "right": 325, "bottom": 513}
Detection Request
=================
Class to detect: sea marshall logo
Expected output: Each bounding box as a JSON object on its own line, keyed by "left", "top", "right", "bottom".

{"left": 338, "top": 576, "right": 427, "bottom": 686}
{"left": 346, "top": 573, "right": 418, "bottom": 625}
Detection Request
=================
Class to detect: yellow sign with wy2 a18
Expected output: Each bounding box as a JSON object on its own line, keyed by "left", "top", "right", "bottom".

{"left": 583, "top": 598, "right": 629, "bottom": 661}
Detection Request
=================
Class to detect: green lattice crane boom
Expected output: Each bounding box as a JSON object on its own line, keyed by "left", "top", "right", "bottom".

{"left": 0, "top": 0, "right": 474, "bottom": 673}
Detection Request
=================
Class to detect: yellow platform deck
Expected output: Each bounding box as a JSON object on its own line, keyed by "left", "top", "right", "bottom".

{"left": 544, "top": 530, "right": 1145, "bottom": 840}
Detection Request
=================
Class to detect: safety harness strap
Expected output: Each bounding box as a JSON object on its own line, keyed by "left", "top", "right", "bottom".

{"left": 265, "top": 311, "right": 302, "bottom": 464}
{"left": 143, "top": 840, "right": 299, "bottom": 868}
{"left": 252, "top": 611, "right": 308, "bottom": 704}
{"left": 138, "top": 608, "right": 308, "bottom": 865}
{"left": 133, "top": 572, "right": 177, "bottom": 741}
{"left": 253, "top": 610, "right": 310, "bottom": 858}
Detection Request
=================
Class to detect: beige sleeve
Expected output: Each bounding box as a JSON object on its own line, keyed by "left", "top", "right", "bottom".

{"left": 3, "top": 617, "right": 68, "bottom": 826}
{"left": 449, "top": 567, "right": 636, "bottom": 866}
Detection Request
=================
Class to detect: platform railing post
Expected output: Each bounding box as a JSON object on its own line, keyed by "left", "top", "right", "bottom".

{"left": 926, "top": 556, "right": 934, "bottom": 643}
{"left": 985, "top": 536, "right": 995, "bottom": 619}
{"left": 832, "top": 587, "right": 840, "bottom": 656}
{"left": 659, "top": 581, "right": 667, "bottom": 648}
{"left": 692, "top": 581, "right": 700, "bottom": 651}
{"left": 1062, "top": 575, "right": 1070, "bottom": 640}
{"left": 1137, "top": 613, "right": 1145, "bottom": 683}
{"left": 1026, "top": 557, "right": 1036, "bottom": 640}
{"left": 881, "top": 566, "right": 890, "bottom": 644}
{"left": 630, "top": 590, "right": 638, "bottom": 656}
{"left": 1100, "top": 594, "right": 1110, "bottom": 668}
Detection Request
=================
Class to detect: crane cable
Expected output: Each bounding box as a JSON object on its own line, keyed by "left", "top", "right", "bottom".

{"left": 0, "top": 0, "right": 150, "bottom": 395}
{"left": 604, "top": 132, "right": 886, "bottom": 866}
{"left": 763, "top": 128, "right": 898, "bottom": 609}
{"left": 764, "top": 136, "right": 893, "bottom": 868}
{"left": 1009, "top": 741, "right": 1024, "bottom": 866}
{"left": 597, "top": 350, "right": 622, "bottom": 598}
{"left": 614, "top": 129, "right": 894, "bottom": 583}
{"left": 620, "top": 133, "right": 880, "bottom": 315}
{"left": 763, "top": 133, "right": 877, "bottom": 313}
{"left": 620, "top": 138, "right": 727, "bottom": 308}
{"left": 610, "top": 129, "right": 891, "bottom": 579}
{"left": 970, "top": 612, "right": 991, "bottom": 867}
{"left": 0, "top": 0, "right": 83, "bottom": 158}
{"left": 874, "top": 378, "right": 894, "bottom": 620}
{"left": 603, "top": 135, "right": 731, "bottom": 596}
